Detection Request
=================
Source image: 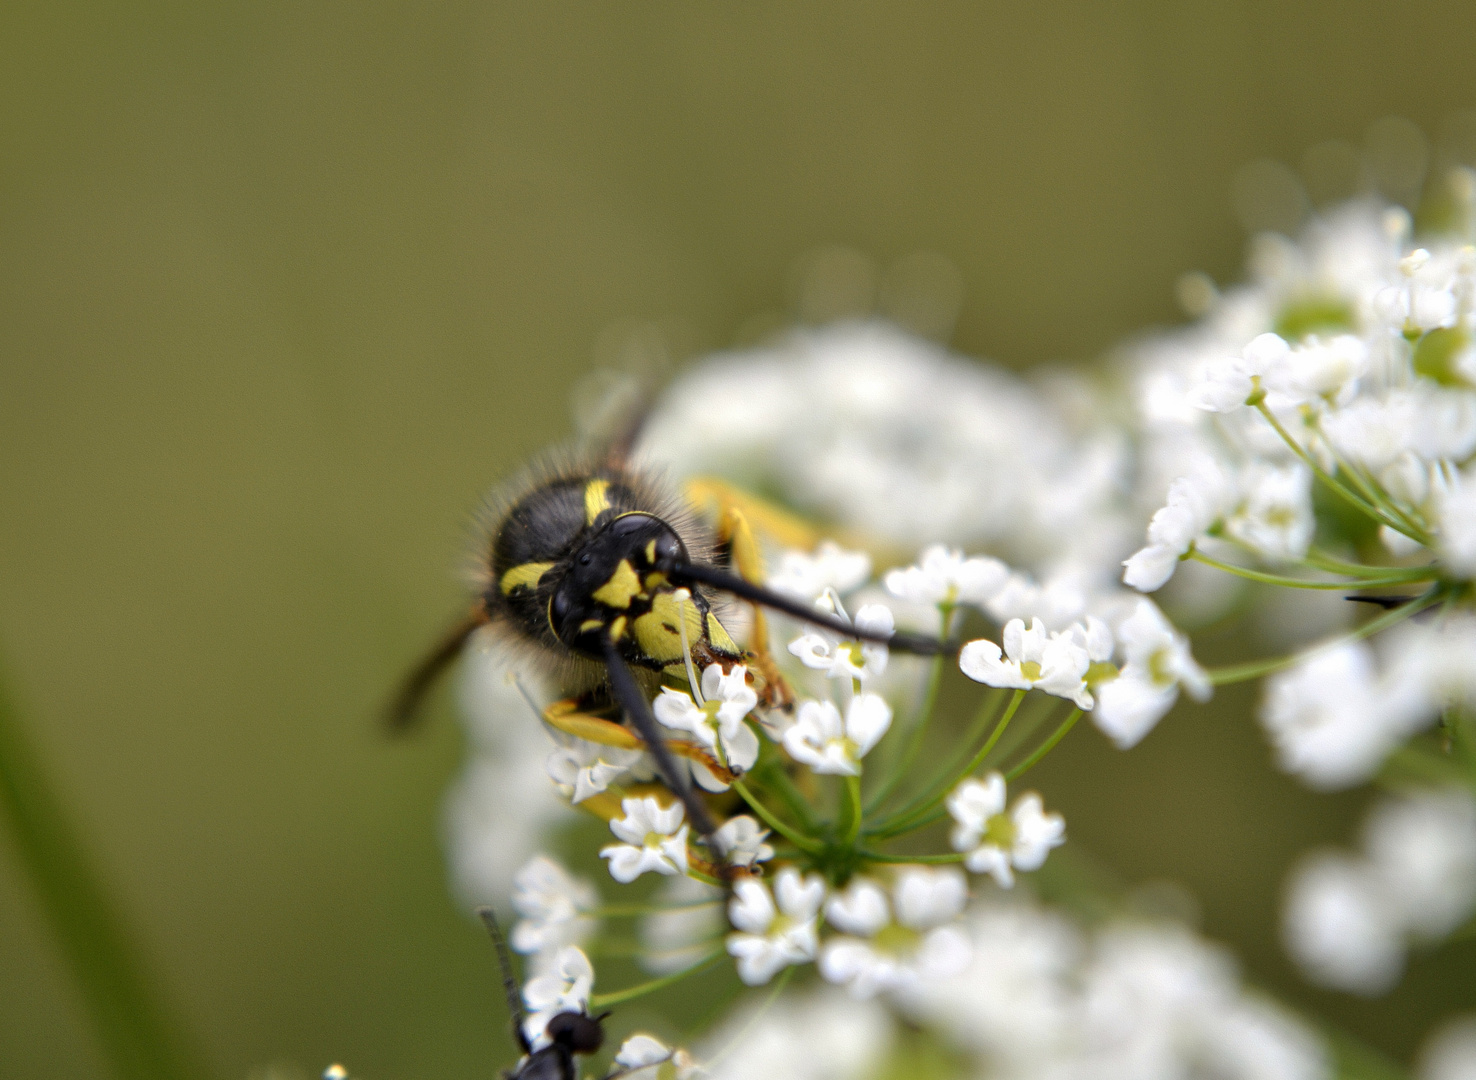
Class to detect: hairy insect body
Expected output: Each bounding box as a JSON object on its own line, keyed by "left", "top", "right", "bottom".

{"left": 490, "top": 469, "right": 744, "bottom": 678}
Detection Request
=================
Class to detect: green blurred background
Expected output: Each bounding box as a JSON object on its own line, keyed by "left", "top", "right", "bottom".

{"left": 2, "top": 3, "right": 1474, "bottom": 1077}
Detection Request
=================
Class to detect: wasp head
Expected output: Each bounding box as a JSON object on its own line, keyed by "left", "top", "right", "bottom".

{"left": 549, "top": 512, "right": 694, "bottom": 660}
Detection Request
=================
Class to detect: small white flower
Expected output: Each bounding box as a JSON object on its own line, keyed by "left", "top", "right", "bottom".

{"left": 1260, "top": 641, "right": 1402, "bottom": 790}
{"left": 824, "top": 877, "right": 892, "bottom": 936}
{"left": 510, "top": 855, "right": 599, "bottom": 957}
{"left": 653, "top": 664, "right": 760, "bottom": 791}
{"left": 1093, "top": 599, "right": 1210, "bottom": 749}
{"left": 522, "top": 945, "right": 594, "bottom": 1047}
{"left": 819, "top": 868, "right": 971, "bottom": 999}
{"left": 1123, "top": 469, "right": 1235, "bottom": 592}
{"left": 788, "top": 600, "right": 894, "bottom": 682}
{"left": 546, "top": 740, "right": 645, "bottom": 804}
{"left": 1435, "top": 469, "right": 1476, "bottom": 578}
{"left": 712, "top": 815, "right": 775, "bottom": 868}
{"left": 958, "top": 617, "right": 1094, "bottom": 709}
{"left": 1419, "top": 1016, "right": 1476, "bottom": 1080}
{"left": 599, "top": 797, "right": 689, "bottom": 883}
{"left": 883, "top": 544, "right": 1010, "bottom": 608}
{"left": 1189, "top": 332, "right": 1290, "bottom": 412}
{"left": 613, "top": 1034, "right": 700, "bottom": 1080}
{"left": 984, "top": 570, "right": 1090, "bottom": 630}
{"left": 947, "top": 773, "right": 1065, "bottom": 887}
{"left": 1269, "top": 333, "right": 1368, "bottom": 406}
{"left": 781, "top": 694, "right": 892, "bottom": 776}
{"left": 726, "top": 868, "right": 827, "bottom": 985}
{"left": 891, "top": 865, "right": 969, "bottom": 930}
{"left": 1226, "top": 462, "right": 1315, "bottom": 561}
{"left": 1364, "top": 788, "right": 1476, "bottom": 941}
{"left": 1282, "top": 852, "right": 1404, "bottom": 995}
{"left": 639, "top": 876, "right": 723, "bottom": 975}
{"left": 768, "top": 541, "right": 873, "bottom": 601}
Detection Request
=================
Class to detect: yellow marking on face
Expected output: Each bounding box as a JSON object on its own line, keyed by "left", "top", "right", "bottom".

{"left": 633, "top": 591, "right": 706, "bottom": 662}
{"left": 645, "top": 539, "right": 658, "bottom": 563}
{"left": 579, "top": 618, "right": 603, "bottom": 633}
{"left": 583, "top": 478, "right": 611, "bottom": 524}
{"left": 609, "top": 615, "right": 627, "bottom": 641}
{"left": 591, "top": 559, "right": 641, "bottom": 609}
{"left": 707, "top": 613, "right": 741, "bottom": 656}
{"left": 500, "top": 561, "right": 555, "bottom": 595}
{"left": 644, "top": 571, "right": 667, "bottom": 589}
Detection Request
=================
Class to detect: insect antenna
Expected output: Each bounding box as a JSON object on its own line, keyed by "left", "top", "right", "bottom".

{"left": 477, "top": 906, "right": 533, "bottom": 1056}
{"left": 669, "top": 561, "right": 958, "bottom": 657}
{"left": 385, "top": 606, "right": 491, "bottom": 732}
{"left": 1344, "top": 593, "right": 1417, "bottom": 609}
{"left": 600, "top": 635, "right": 730, "bottom": 879}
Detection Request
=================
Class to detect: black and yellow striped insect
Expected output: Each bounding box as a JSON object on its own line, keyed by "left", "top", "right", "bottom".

{"left": 389, "top": 434, "right": 953, "bottom": 856}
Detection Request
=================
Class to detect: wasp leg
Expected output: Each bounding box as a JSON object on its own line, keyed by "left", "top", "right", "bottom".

{"left": 542, "top": 697, "right": 738, "bottom": 787}
{"left": 601, "top": 638, "right": 731, "bottom": 880}
{"left": 707, "top": 500, "right": 795, "bottom": 710}
{"left": 683, "top": 476, "right": 823, "bottom": 552}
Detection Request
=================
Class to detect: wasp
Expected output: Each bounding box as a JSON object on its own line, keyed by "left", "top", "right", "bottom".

{"left": 389, "top": 430, "right": 954, "bottom": 859}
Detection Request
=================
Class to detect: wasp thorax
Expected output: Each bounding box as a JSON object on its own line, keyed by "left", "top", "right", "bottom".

{"left": 549, "top": 512, "right": 694, "bottom": 658}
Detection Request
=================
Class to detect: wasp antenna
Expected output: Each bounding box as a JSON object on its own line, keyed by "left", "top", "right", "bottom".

{"left": 1344, "top": 594, "right": 1417, "bottom": 609}
{"left": 478, "top": 907, "right": 532, "bottom": 1056}
{"left": 600, "top": 635, "right": 729, "bottom": 877}
{"left": 670, "top": 561, "right": 957, "bottom": 658}
{"left": 385, "top": 606, "right": 491, "bottom": 732}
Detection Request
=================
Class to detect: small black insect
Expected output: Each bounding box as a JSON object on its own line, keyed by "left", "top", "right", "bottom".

{"left": 390, "top": 432, "right": 955, "bottom": 852}
{"left": 479, "top": 908, "right": 607, "bottom": 1080}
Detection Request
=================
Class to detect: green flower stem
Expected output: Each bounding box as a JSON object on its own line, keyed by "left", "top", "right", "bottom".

{"left": 750, "top": 752, "right": 818, "bottom": 832}
{"left": 1312, "top": 426, "right": 1430, "bottom": 541}
{"left": 587, "top": 937, "right": 721, "bottom": 959}
{"left": 1204, "top": 587, "right": 1444, "bottom": 686}
{"left": 858, "top": 850, "right": 964, "bottom": 864}
{"left": 731, "top": 778, "right": 824, "bottom": 854}
{"left": 881, "top": 689, "right": 1008, "bottom": 821}
{"left": 864, "top": 649, "right": 947, "bottom": 813}
{"left": 865, "top": 607, "right": 953, "bottom": 813}
{"left": 1187, "top": 548, "right": 1434, "bottom": 590}
{"left": 589, "top": 949, "right": 727, "bottom": 1009}
{"left": 839, "top": 775, "right": 863, "bottom": 848}
{"left": 1255, "top": 402, "right": 1427, "bottom": 544}
{"left": 702, "top": 966, "right": 794, "bottom": 1070}
{"left": 0, "top": 665, "right": 206, "bottom": 1080}
{"left": 1004, "top": 707, "right": 1083, "bottom": 782}
{"left": 865, "top": 690, "right": 1026, "bottom": 839}
{"left": 869, "top": 691, "right": 1006, "bottom": 830}
{"left": 1300, "top": 548, "right": 1415, "bottom": 578}
{"left": 1381, "top": 744, "right": 1475, "bottom": 792}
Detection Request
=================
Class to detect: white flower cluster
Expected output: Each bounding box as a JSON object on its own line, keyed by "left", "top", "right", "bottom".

{"left": 638, "top": 322, "right": 1136, "bottom": 595}
{"left": 442, "top": 643, "right": 573, "bottom": 907}
{"left": 1261, "top": 615, "right": 1476, "bottom": 789}
{"left": 1123, "top": 197, "right": 1476, "bottom": 601}
{"left": 705, "top": 900, "right": 1328, "bottom": 1080}
{"left": 1283, "top": 786, "right": 1476, "bottom": 995}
